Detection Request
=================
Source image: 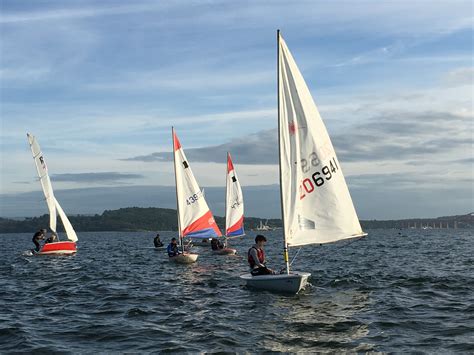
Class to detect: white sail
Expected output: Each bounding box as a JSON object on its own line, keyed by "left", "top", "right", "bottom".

{"left": 173, "top": 128, "right": 221, "bottom": 239}
{"left": 55, "top": 198, "right": 78, "bottom": 242}
{"left": 27, "top": 133, "right": 78, "bottom": 242}
{"left": 278, "top": 34, "right": 365, "bottom": 247}
{"left": 27, "top": 133, "right": 57, "bottom": 232}
{"left": 225, "top": 152, "right": 244, "bottom": 237}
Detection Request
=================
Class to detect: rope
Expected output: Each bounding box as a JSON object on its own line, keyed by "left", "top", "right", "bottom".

{"left": 289, "top": 247, "right": 302, "bottom": 266}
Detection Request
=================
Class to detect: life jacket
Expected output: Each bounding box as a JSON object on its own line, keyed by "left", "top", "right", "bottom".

{"left": 247, "top": 246, "right": 265, "bottom": 268}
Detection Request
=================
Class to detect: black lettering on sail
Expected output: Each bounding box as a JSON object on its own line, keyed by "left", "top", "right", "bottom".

{"left": 232, "top": 176, "right": 237, "bottom": 183}
{"left": 183, "top": 161, "right": 189, "bottom": 169}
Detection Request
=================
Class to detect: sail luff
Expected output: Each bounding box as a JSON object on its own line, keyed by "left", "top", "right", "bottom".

{"left": 27, "top": 133, "right": 57, "bottom": 233}
{"left": 172, "top": 127, "right": 183, "bottom": 250}
{"left": 277, "top": 30, "right": 291, "bottom": 274}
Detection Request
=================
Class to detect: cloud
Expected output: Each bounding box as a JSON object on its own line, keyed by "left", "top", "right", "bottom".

{"left": 123, "top": 110, "right": 472, "bottom": 165}
{"left": 0, "top": 3, "right": 172, "bottom": 24}
{"left": 442, "top": 67, "right": 474, "bottom": 87}
{"left": 123, "top": 129, "right": 279, "bottom": 164}
{"left": 50, "top": 172, "right": 144, "bottom": 184}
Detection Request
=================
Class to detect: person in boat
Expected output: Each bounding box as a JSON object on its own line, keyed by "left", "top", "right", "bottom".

{"left": 167, "top": 238, "right": 182, "bottom": 257}
{"left": 45, "top": 232, "right": 58, "bottom": 244}
{"left": 248, "top": 235, "right": 274, "bottom": 276}
{"left": 32, "top": 229, "right": 47, "bottom": 252}
{"left": 153, "top": 233, "right": 164, "bottom": 248}
{"left": 211, "top": 238, "right": 224, "bottom": 251}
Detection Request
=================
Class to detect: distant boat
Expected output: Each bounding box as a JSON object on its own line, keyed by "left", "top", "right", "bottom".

{"left": 27, "top": 133, "right": 78, "bottom": 255}
{"left": 171, "top": 128, "right": 221, "bottom": 263}
{"left": 255, "top": 220, "right": 272, "bottom": 231}
{"left": 240, "top": 31, "right": 367, "bottom": 294}
{"left": 213, "top": 153, "right": 244, "bottom": 256}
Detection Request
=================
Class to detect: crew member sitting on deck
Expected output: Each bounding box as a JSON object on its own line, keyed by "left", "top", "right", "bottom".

{"left": 211, "top": 238, "right": 224, "bottom": 251}
{"left": 32, "top": 229, "right": 47, "bottom": 252}
{"left": 167, "top": 238, "right": 182, "bottom": 257}
{"left": 248, "top": 235, "right": 274, "bottom": 276}
{"left": 154, "top": 233, "right": 164, "bottom": 248}
{"left": 45, "top": 232, "right": 58, "bottom": 244}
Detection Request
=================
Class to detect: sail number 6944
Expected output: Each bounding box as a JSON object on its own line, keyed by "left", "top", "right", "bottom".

{"left": 300, "top": 157, "right": 339, "bottom": 200}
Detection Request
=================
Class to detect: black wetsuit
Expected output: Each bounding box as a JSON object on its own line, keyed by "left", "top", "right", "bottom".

{"left": 32, "top": 232, "right": 44, "bottom": 252}
{"left": 154, "top": 237, "right": 163, "bottom": 248}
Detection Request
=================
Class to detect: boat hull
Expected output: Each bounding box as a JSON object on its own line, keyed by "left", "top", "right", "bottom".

{"left": 169, "top": 253, "right": 198, "bottom": 264}
{"left": 37, "top": 241, "right": 77, "bottom": 255}
{"left": 212, "top": 248, "right": 237, "bottom": 255}
{"left": 240, "top": 271, "right": 310, "bottom": 294}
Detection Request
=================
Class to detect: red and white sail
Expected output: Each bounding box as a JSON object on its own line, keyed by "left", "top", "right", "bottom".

{"left": 27, "top": 133, "right": 78, "bottom": 242}
{"left": 278, "top": 33, "right": 365, "bottom": 247}
{"left": 173, "top": 128, "right": 221, "bottom": 239}
{"left": 225, "top": 152, "right": 244, "bottom": 237}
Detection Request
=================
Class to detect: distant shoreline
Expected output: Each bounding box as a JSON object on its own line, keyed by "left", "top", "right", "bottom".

{"left": 0, "top": 207, "right": 472, "bottom": 233}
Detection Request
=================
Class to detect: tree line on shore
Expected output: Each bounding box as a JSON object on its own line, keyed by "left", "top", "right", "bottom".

{"left": 0, "top": 207, "right": 472, "bottom": 233}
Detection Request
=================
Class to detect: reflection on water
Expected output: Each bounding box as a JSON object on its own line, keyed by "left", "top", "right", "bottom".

{"left": 0, "top": 229, "right": 472, "bottom": 352}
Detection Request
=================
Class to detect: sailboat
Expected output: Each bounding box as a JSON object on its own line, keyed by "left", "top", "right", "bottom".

{"left": 213, "top": 152, "right": 244, "bottom": 255}
{"left": 240, "top": 31, "right": 367, "bottom": 293}
{"left": 171, "top": 127, "right": 221, "bottom": 263}
{"left": 27, "top": 133, "right": 78, "bottom": 255}
{"left": 255, "top": 220, "right": 272, "bottom": 231}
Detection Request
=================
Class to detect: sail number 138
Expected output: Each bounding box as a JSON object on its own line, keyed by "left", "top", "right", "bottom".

{"left": 300, "top": 157, "right": 339, "bottom": 200}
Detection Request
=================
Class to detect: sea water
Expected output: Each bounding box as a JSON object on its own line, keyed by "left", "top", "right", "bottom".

{"left": 0, "top": 229, "right": 472, "bottom": 352}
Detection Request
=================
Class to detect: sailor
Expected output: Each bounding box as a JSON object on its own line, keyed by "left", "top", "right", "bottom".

{"left": 32, "top": 229, "right": 47, "bottom": 252}
{"left": 247, "top": 235, "right": 274, "bottom": 276}
{"left": 153, "top": 233, "right": 164, "bottom": 248}
{"left": 211, "top": 238, "right": 225, "bottom": 251}
{"left": 45, "top": 232, "right": 58, "bottom": 244}
{"left": 167, "top": 238, "right": 182, "bottom": 257}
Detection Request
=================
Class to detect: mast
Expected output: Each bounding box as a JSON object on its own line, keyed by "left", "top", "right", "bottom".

{"left": 225, "top": 152, "right": 229, "bottom": 238}
{"left": 172, "top": 127, "right": 184, "bottom": 253}
{"left": 277, "top": 30, "right": 290, "bottom": 274}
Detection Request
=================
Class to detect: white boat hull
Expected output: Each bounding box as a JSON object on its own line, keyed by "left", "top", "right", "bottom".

{"left": 240, "top": 271, "right": 310, "bottom": 294}
{"left": 212, "top": 247, "right": 237, "bottom": 255}
{"left": 169, "top": 253, "right": 198, "bottom": 264}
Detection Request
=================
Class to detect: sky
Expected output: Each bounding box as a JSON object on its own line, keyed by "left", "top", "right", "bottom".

{"left": 0, "top": 0, "right": 472, "bottom": 219}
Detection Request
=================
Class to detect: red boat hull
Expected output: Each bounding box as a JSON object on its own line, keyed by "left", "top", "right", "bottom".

{"left": 37, "top": 241, "right": 77, "bottom": 255}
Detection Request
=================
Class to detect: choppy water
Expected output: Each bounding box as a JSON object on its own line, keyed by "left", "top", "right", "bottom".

{"left": 0, "top": 229, "right": 473, "bottom": 352}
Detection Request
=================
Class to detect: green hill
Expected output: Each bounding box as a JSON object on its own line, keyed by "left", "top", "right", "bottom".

{"left": 0, "top": 207, "right": 472, "bottom": 233}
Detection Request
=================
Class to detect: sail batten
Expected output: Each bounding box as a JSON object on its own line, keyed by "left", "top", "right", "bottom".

{"left": 173, "top": 129, "right": 221, "bottom": 239}
{"left": 278, "top": 34, "right": 365, "bottom": 248}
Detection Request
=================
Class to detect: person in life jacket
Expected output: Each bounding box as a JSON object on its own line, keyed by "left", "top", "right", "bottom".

{"left": 247, "top": 235, "right": 274, "bottom": 276}
{"left": 167, "top": 238, "right": 182, "bottom": 257}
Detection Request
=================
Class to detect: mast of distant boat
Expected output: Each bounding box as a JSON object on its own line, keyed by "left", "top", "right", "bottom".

{"left": 277, "top": 30, "right": 291, "bottom": 275}
{"left": 172, "top": 127, "right": 184, "bottom": 253}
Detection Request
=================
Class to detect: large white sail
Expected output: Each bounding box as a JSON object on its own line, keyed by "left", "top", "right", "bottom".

{"left": 27, "top": 133, "right": 57, "bottom": 233}
{"left": 173, "top": 128, "right": 221, "bottom": 239}
{"left": 278, "top": 34, "right": 365, "bottom": 247}
{"left": 225, "top": 152, "right": 244, "bottom": 237}
{"left": 55, "top": 198, "right": 78, "bottom": 242}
